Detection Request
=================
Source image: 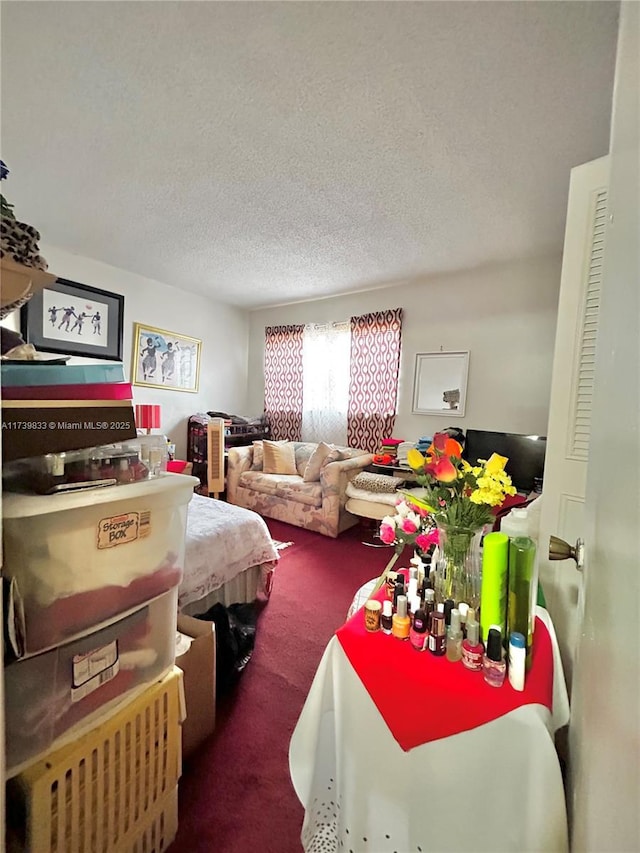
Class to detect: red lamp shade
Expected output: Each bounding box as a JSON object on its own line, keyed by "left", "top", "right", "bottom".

{"left": 135, "top": 404, "right": 162, "bottom": 434}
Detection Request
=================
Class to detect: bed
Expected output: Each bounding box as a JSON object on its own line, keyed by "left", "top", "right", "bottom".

{"left": 179, "top": 493, "right": 279, "bottom": 616}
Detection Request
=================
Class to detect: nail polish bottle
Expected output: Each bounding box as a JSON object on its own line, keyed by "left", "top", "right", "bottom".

{"left": 461, "top": 613, "right": 484, "bottom": 671}
{"left": 483, "top": 626, "right": 507, "bottom": 687}
{"left": 446, "top": 608, "right": 463, "bottom": 662}
{"left": 420, "top": 576, "right": 433, "bottom": 603}
{"left": 428, "top": 612, "right": 447, "bottom": 656}
{"left": 392, "top": 595, "right": 411, "bottom": 640}
{"left": 385, "top": 571, "right": 399, "bottom": 599}
{"left": 457, "top": 602, "right": 469, "bottom": 638}
{"left": 443, "top": 599, "right": 455, "bottom": 627}
{"left": 393, "top": 579, "right": 405, "bottom": 610}
{"left": 423, "top": 589, "right": 436, "bottom": 631}
{"left": 407, "top": 576, "right": 419, "bottom": 603}
{"left": 380, "top": 600, "right": 393, "bottom": 635}
{"left": 410, "top": 603, "right": 429, "bottom": 651}
{"left": 410, "top": 594, "right": 422, "bottom": 618}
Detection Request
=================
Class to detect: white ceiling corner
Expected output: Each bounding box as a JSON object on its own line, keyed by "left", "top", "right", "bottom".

{"left": 0, "top": 1, "right": 619, "bottom": 309}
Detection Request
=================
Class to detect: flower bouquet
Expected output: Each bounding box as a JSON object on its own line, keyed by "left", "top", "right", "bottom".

{"left": 367, "top": 497, "right": 440, "bottom": 598}
{"left": 403, "top": 432, "right": 517, "bottom": 606}
{"left": 379, "top": 498, "right": 440, "bottom": 554}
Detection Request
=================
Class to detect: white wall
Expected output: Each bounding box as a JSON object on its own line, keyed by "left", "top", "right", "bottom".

{"left": 247, "top": 255, "right": 562, "bottom": 442}
{"left": 5, "top": 245, "right": 250, "bottom": 458}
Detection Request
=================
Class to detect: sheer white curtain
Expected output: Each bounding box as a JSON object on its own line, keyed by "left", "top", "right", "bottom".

{"left": 301, "top": 322, "right": 350, "bottom": 445}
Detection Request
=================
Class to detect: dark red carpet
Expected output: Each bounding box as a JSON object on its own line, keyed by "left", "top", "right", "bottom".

{"left": 168, "top": 520, "right": 391, "bottom": 853}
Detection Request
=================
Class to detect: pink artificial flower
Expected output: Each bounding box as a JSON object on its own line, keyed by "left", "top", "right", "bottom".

{"left": 407, "top": 501, "right": 430, "bottom": 518}
{"left": 415, "top": 528, "right": 440, "bottom": 551}
{"left": 401, "top": 518, "right": 418, "bottom": 535}
{"left": 379, "top": 523, "right": 396, "bottom": 545}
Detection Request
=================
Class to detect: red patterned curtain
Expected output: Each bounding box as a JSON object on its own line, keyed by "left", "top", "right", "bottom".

{"left": 264, "top": 325, "right": 304, "bottom": 440}
{"left": 347, "top": 308, "right": 403, "bottom": 453}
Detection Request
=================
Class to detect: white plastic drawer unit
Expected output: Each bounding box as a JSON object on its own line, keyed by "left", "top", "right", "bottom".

{"left": 4, "top": 588, "right": 179, "bottom": 775}
{"left": 2, "top": 472, "right": 197, "bottom": 656}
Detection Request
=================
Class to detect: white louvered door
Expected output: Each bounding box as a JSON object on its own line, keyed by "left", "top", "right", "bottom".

{"left": 538, "top": 156, "right": 609, "bottom": 690}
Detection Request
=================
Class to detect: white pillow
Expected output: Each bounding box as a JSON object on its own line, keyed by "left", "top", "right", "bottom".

{"left": 303, "top": 442, "right": 341, "bottom": 482}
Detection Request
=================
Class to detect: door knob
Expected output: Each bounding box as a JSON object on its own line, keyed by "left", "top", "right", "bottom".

{"left": 548, "top": 535, "right": 584, "bottom": 571}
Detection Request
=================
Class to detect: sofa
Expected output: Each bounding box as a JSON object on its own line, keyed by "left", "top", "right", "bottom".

{"left": 226, "top": 441, "right": 373, "bottom": 538}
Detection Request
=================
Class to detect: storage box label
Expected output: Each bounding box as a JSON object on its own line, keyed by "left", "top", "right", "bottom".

{"left": 97, "top": 510, "right": 151, "bottom": 548}
{"left": 71, "top": 641, "right": 120, "bottom": 702}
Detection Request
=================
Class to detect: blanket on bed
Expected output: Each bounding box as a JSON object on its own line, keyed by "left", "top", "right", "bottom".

{"left": 179, "top": 494, "right": 279, "bottom": 610}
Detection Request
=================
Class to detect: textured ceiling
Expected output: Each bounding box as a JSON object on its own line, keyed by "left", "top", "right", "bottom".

{"left": 1, "top": 1, "right": 619, "bottom": 309}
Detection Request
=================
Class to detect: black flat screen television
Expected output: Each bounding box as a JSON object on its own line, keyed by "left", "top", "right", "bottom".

{"left": 463, "top": 430, "right": 546, "bottom": 494}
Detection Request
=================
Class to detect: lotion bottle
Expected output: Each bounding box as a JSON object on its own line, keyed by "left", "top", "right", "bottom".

{"left": 508, "top": 536, "right": 537, "bottom": 669}
{"left": 508, "top": 631, "right": 526, "bottom": 691}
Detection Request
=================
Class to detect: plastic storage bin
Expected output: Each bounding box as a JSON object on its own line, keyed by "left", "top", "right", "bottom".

{"left": 6, "top": 668, "right": 183, "bottom": 853}
{"left": 2, "top": 441, "right": 152, "bottom": 495}
{"left": 4, "top": 588, "right": 179, "bottom": 774}
{"left": 2, "top": 473, "right": 197, "bottom": 656}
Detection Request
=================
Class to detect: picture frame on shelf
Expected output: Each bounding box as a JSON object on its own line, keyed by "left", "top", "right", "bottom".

{"left": 20, "top": 277, "right": 124, "bottom": 361}
{"left": 132, "top": 322, "right": 202, "bottom": 393}
{"left": 412, "top": 350, "right": 470, "bottom": 417}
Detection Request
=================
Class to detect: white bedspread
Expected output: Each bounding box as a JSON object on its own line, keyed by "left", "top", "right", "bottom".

{"left": 179, "top": 494, "right": 279, "bottom": 610}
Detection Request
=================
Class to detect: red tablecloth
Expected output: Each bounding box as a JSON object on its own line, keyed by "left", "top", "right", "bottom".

{"left": 336, "top": 583, "right": 554, "bottom": 752}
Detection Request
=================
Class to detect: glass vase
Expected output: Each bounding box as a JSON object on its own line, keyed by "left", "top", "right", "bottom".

{"left": 433, "top": 522, "right": 483, "bottom": 609}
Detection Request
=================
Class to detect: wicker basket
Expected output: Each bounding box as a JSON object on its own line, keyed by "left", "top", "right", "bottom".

{"left": 7, "top": 668, "right": 184, "bottom": 853}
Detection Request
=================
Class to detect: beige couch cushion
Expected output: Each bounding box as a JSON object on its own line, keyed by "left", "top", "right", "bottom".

{"left": 276, "top": 480, "right": 323, "bottom": 508}
{"left": 239, "top": 471, "right": 322, "bottom": 508}
{"left": 303, "top": 441, "right": 340, "bottom": 482}
{"left": 263, "top": 440, "right": 297, "bottom": 475}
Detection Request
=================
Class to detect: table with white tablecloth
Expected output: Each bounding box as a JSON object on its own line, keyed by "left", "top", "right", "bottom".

{"left": 289, "top": 607, "right": 570, "bottom": 853}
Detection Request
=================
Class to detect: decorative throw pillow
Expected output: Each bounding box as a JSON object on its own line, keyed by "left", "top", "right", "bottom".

{"left": 303, "top": 442, "right": 340, "bottom": 483}
{"left": 351, "top": 471, "right": 405, "bottom": 494}
{"left": 294, "top": 443, "right": 318, "bottom": 477}
{"left": 262, "top": 440, "right": 298, "bottom": 475}
{"left": 252, "top": 439, "right": 287, "bottom": 471}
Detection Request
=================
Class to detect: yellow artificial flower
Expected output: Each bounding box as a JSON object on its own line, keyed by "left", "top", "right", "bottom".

{"left": 470, "top": 469, "right": 517, "bottom": 506}
{"left": 484, "top": 453, "right": 508, "bottom": 475}
{"left": 407, "top": 448, "right": 426, "bottom": 470}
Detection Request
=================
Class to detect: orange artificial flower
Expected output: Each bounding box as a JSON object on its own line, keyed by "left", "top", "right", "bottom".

{"left": 428, "top": 432, "right": 463, "bottom": 459}
{"left": 426, "top": 454, "right": 458, "bottom": 483}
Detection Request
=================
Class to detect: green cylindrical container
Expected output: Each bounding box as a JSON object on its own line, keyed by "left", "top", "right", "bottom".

{"left": 508, "top": 536, "right": 537, "bottom": 669}
{"left": 480, "top": 532, "right": 509, "bottom": 644}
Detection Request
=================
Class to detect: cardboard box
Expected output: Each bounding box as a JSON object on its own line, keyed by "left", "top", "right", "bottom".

{"left": 176, "top": 614, "right": 216, "bottom": 759}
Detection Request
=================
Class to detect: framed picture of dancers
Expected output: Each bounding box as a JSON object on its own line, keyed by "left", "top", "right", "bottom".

{"left": 21, "top": 277, "right": 124, "bottom": 361}
{"left": 131, "top": 322, "right": 201, "bottom": 393}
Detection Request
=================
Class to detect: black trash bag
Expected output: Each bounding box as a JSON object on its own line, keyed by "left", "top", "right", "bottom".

{"left": 195, "top": 602, "right": 257, "bottom": 697}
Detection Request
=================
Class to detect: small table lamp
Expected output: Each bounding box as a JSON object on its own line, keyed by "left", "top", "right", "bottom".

{"left": 135, "top": 404, "right": 162, "bottom": 434}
